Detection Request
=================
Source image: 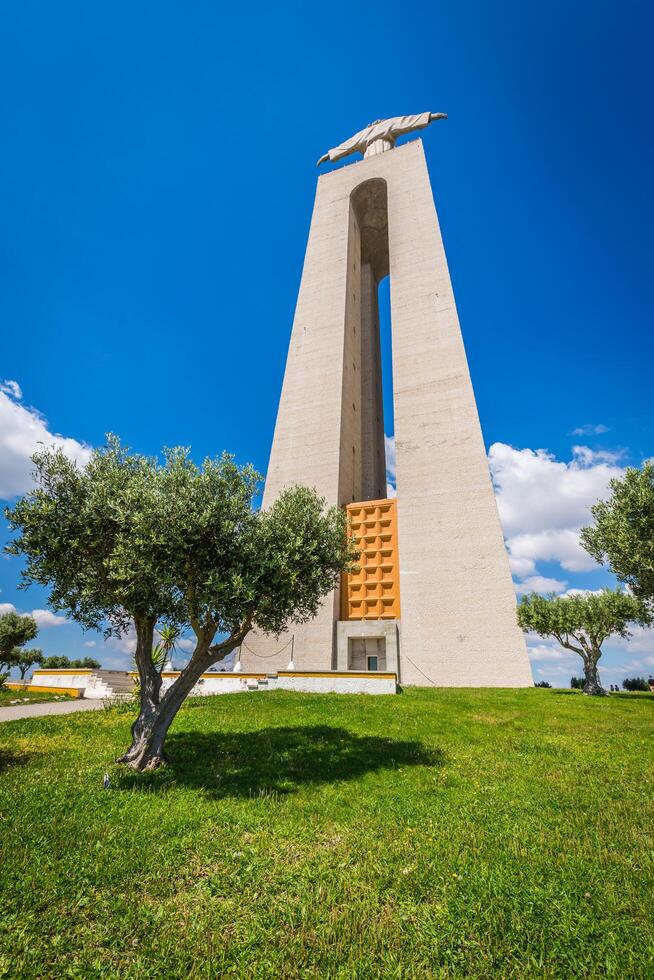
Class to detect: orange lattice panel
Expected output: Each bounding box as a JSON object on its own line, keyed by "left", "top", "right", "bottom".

{"left": 341, "top": 498, "right": 401, "bottom": 621}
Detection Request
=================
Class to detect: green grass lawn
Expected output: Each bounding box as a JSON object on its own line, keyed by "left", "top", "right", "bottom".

{"left": 0, "top": 688, "right": 75, "bottom": 707}
{"left": 1, "top": 688, "right": 652, "bottom": 978}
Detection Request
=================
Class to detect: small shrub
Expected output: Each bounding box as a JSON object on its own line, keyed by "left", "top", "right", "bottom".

{"left": 535, "top": 680, "right": 552, "bottom": 688}
{"left": 570, "top": 676, "right": 585, "bottom": 690}
{"left": 622, "top": 677, "right": 649, "bottom": 692}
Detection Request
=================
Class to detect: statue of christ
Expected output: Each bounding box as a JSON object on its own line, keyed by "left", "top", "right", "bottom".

{"left": 317, "top": 112, "right": 447, "bottom": 166}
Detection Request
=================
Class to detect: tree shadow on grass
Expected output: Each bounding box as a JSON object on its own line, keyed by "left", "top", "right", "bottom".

{"left": 116, "top": 725, "right": 445, "bottom": 798}
{"left": 0, "top": 748, "right": 33, "bottom": 774}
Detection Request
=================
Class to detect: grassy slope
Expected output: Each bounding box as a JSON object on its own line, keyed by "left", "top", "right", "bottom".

{"left": 0, "top": 688, "right": 652, "bottom": 979}
{"left": 0, "top": 688, "right": 74, "bottom": 707}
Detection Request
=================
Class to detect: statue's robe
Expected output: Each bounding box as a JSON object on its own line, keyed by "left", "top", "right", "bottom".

{"left": 324, "top": 112, "right": 432, "bottom": 162}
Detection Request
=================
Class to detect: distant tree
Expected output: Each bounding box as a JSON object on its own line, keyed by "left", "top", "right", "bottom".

{"left": 517, "top": 590, "right": 650, "bottom": 696}
{"left": 570, "top": 676, "right": 585, "bottom": 690}
{"left": 13, "top": 648, "right": 43, "bottom": 679}
{"left": 41, "top": 655, "right": 101, "bottom": 669}
{"left": 581, "top": 462, "right": 654, "bottom": 608}
{"left": 5, "top": 436, "right": 355, "bottom": 771}
{"left": 0, "top": 611, "right": 38, "bottom": 672}
{"left": 622, "top": 677, "right": 649, "bottom": 692}
{"left": 534, "top": 680, "right": 552, "bottom": 688}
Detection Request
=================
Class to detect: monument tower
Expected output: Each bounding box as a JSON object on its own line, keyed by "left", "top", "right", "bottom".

{"left": 241, "top": 114, "right": 532, "bottom": 686}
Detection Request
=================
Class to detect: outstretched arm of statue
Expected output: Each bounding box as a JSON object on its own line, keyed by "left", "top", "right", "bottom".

{"left": 316, "top": 153, "right": 330, "bottom": 166}
{"left": 430, "top": 112, "right": 448, "bottom": 122}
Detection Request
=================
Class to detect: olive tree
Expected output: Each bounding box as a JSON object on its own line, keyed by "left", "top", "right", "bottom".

{"left": 13, "top": 648, "right": 43, "bottom": 679}
{"left": 5, "top": 436, "right": 355, "bottom": 770}
{"left": 581, "top": 461, "right": 654, "bottom": 607}
{"left": 0, "top": 611, "right": 38, "bottom": 673}
{"left": 517, "top": 589, "right": 650, "bottom": 695}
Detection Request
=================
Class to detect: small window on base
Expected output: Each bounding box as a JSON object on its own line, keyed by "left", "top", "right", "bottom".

{"left": 367, "top": 655, "right": 378, "bottom": 671}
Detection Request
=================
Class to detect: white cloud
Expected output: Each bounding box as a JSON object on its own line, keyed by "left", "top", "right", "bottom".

{"left": 30, "top": 608, "right": 69, "bottom": 628}
{"left": 509, "top": 528, "right": 596, "bottom": 572}
{"left": 490, "top": 443, "right": 624, "bottom": 539}
{"left": 508, "top": 556, "right": 535, "bottom": 578}
{"left": 571, "top": 423, "right": 609, "bottom": 436}
{"left": 384, "top": 433, "right": 396, "bottom": 495}
{"left": 571, "top": 445, "right": 624, "bottom": 466}
{"left": 0, "top": 603, "right": 69, "bottom": 628}
{"left": 83, "top": 625, "right": 138, "bottom": 670}
{"left": 490, "top": 442, "right": 624, "bottom": 582}
{"left": 515, "top": 575, "right": 567, "bottom": 595}
{"left": 537, "top": 664, "right": 581, "bottom": 678}
{"left": 610, "top": 625, "right": 654, "bottom": 656}
{"left": 106, "top": 625, "right": 137, "bottom": 655}
{"left": 0, "top": 381, "right": 92, "bottom": 499}
{"left": 600, "top": 660, "right": 654, "bottom": 675}
{"left": 527, "top": 643, "right": 575, "bottom": 662}
{"left": 562, "top": 587, "right": 605, "bottom": 598}
{"left": 0, "top": 380, "right": 23, "bottom": 400}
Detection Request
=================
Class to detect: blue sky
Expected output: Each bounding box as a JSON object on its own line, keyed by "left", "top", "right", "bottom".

{"left": 1, "top": 0, "right": 651, "bottom": 684}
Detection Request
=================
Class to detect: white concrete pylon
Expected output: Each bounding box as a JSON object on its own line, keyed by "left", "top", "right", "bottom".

{"left": 241, "top": 138, "right": 531, "bottom": 687}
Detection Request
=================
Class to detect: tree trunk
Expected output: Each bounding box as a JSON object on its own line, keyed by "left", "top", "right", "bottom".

{"left": 119, "top": 692, "right": 163, "bottom": 769}
{"left": 119, "top": 663, "right": 205, "bottom": 770}
{"left": 583, "top": 653, "right": 606, "bottom": 696}
{"left": 117, "top": 614, "right": 163, "bottom": 769}
{"left": 117, "top": 627, "right": 241, "bottom": 771}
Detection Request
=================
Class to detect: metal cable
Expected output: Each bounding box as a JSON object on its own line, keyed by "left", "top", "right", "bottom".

{"left": 402, "top": 653, "right": 439, "bottom": 686}
{"left": 239, "top": 634, "right": 294, "bottom": 659}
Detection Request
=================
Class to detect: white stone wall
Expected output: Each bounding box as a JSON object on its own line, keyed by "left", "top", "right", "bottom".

{"left": 159, "top": 673, "right": 258, "bottom": 696}
{"left": 159, "top": 672, "right": 396, "bottom": 696}
{"left": 27, "top": 670, "right": 397, "bottom": 697}
{"left": 31, "top": 670, "right": 92, "bottom": 690}
{"left": 275, "top": 672, "right": 396, "bottom": 695}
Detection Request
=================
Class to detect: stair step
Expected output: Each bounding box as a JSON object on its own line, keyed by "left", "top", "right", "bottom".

{"left": 88, "top": 670, "right": 135, "bottom": 695}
